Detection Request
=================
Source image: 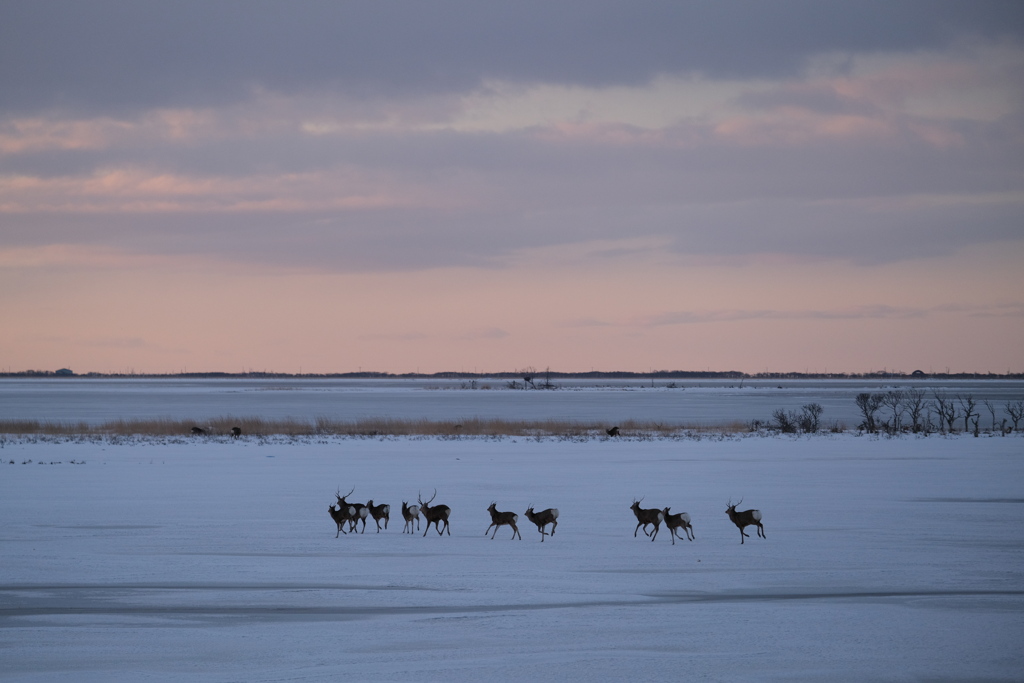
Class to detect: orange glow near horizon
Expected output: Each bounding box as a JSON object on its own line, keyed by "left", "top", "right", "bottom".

{"left": 2, "top": 241, "right": 1021, "bottom": 375}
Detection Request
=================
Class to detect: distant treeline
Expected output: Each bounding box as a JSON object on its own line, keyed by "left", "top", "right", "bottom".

{"left": 5, "top": 369, "right": 1023, "bottom": 380}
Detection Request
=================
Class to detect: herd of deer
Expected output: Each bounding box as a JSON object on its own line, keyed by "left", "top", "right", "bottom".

{"left": 629, "top": 497, "right": 766, "bottom": 544}
{"left": 330, "top": 488, "right": 765, "bottom": 544}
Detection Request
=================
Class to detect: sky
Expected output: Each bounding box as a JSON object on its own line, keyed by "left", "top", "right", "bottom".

{"left": 1, "top": 1, "right": 1023, "bottom": 375}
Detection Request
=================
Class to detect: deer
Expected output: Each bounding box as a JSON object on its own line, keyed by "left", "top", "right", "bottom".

{"left": 606, "top": 426, "right": 620, "bottom": 437}
{"left": 630, "top": 497, "right": 664, "bottom": 541}
{"left": 662, "top": 507, "right": 694, "bottom": 545}
{"left": 336, "top": 488, "right": 369, "bottom": 534}
{"left": 418, "top": 489, "right": 451, "bottom": 537}
{"left": 190, "top": 426, "right": 206, "bottom": 435}
{"left": 230, "top": 426, "right": 242, "bottom": 439}
{"left": 366, "top": 500, "right": 390, "bottom": 533}
{"left": 485, "top": 502, "right": 522, "bottom": 540}
{"left": 401, "top": 501, "right": 421, "bottom": 534}
{"left": 328, "top": 504, "right": 355, "bottom": 538}
{"left": 524, "top": 506, "right": 559, "bottom": 541}
{"left": 725, "top": 499, "right": 765, "bottom": 544}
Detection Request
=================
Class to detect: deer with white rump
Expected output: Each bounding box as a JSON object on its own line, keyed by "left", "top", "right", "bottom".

{"left": 524, "top": 506, "right": 559, "bottom": 542}
{"left": 630, "top": 497, "right": 664, "bottom": 541}
{"left": 725, "top": 499, "right": 765, "bottom": 544}
{"left": 419, "top": 489, "right": 451, "bottom": 537}
{"left": 662, "top": 507, "right": 695, "bottom": 544}
{"left": 329, "top": 498, "right": 356, "bottom": 538}
{"left": 401, "top": 501, "right": 421, "bottom": 534}
{"left": 336, "top": 488, "right": 370, "bottom": 534}
{"left": 366, "top": 500, "right": 390, "bottom": 533}
{"left": 485, "top": 502, "right": 522, "bottom": 540}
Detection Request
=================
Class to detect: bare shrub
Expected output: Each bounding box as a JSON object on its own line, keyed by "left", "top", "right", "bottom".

{"left": 1006, "top": 400, "right": 1024, "bottom": 431}
{"left": 799, "top": 403, "right": 823, "bottom": 433}
{"left": 956, "top": 394, "right": 978, "bottom": 434}
{"left": 771, "top": 409, "right": 798, "bottom": 433}
{"left": 905, "top": 389, "right": 926, "bottom": 433}
{"left": 855, "top": 393, "right": 884, "bottom": 433}
{"left": 880, "top": 391, "right": 905, "bottom": 434}
{"left": 930, "top": 392, "right": 958, "bottom": 433}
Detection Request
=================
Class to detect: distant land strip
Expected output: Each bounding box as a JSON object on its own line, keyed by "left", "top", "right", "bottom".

{"left": 4, "top": 370, "right": 1023, "bottom": 380}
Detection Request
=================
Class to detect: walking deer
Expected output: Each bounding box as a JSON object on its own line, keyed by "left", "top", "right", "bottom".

{"left": 485, "top": 502, "right": 522, "bottom": 540}
{"left": 419, "top": 489, "right": 451, "bottom": 537}
{"left": 631, "top": 498, "right": 664, "bottom": 541}
{"left": 336, "top": 488, "right": 369, "bottom": 534}
{"left": 366, "top": 500, "right": 390, "bottom": 533}
{"left": 725, "top": 499, "right": 765, "bottom": 544}
{"left": 662, "top": 507, "right": 694, "bottom": 544}
{"left": 328, "top": 504, "right": 355, "bottom": 538}
{"left": 401, "top": 501, "right": 421, "bottom": 534}
{"left": 524, "top": 506, "right": 559, "bottom": 541}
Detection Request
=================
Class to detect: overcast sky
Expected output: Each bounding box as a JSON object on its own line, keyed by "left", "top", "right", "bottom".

{"left": 2, "top": 1, "right": 1022, "bottom": 374}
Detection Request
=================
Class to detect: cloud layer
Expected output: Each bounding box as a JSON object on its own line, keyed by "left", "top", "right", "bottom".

{"left": 1, "top": 2, "right": 1022, "bottom": 372}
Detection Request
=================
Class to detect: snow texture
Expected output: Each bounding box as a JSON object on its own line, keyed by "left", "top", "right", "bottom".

{"left": 1, "top": 433, "right": 1023, "bottom": 681}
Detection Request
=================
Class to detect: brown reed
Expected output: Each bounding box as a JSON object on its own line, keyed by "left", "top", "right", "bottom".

{"left": 0, "top": 416, "right": 747, "bottom": 437}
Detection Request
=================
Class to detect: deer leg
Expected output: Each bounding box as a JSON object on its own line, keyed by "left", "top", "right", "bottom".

{"left": 650, "top": 524, "right": 659, "bottom": 541}
{"left": 758, "top": 523, "right": 765, "bottom": 539}
{"left": 490, "top": 525, "right": 499, "bottom": 539}
{"left": 510, "top": 523, "right": 520, "bottom": 540}
{"left": 634, "top": 521, "right": 644, "bottom": 537}
{"left": 669, "top": 528, "right": 676, "bottom": 545}
{"left": 550, "top": 520, "right": 557, "bottom": 536}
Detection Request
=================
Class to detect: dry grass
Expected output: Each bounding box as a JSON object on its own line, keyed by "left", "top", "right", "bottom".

{"left": 0, "top": 416, "right": 748, "bottom": 438}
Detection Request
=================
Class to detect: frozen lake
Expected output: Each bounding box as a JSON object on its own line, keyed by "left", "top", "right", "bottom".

{"left": 1, "top": 433, "right": 1022, "bottom": 681}
{"left": 3, "top": 377, "right": 1023, "bottom": 428}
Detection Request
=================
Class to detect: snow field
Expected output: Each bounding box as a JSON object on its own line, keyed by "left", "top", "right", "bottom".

{"left": 1, "top": 434, "right": 1022, "bottom": 681}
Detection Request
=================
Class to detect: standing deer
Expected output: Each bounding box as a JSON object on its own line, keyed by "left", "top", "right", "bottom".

{"left": 419, "top": 489, "right": 451, "bottom": 537}
{"left": 401, "top": 501, "right": 421, "bottom": 534}
{"left": 630, "top": 498, "right": 664, "bottom": 541}
{"left": 336, "top": 488, "right": 369, "bottom": 534}
{"left": 366, "top": 500, "right": 391, "bottom": 532}
{"left": 524, "top": 506, "right": 559, "bottom": 542}
{"left": 725, "top": 499, "right": 765, "bottom": 544}
{"left": 328, "top": 504, "right": 355, "bottom": 538}
{"left": 662, "top": 507, "right": 695, "bottom": 545}
{"left": 230, "top": 426, "right": 242, "bottom": 439}
{"left": 485, "top": 502, "right": 522, "bottom": 540}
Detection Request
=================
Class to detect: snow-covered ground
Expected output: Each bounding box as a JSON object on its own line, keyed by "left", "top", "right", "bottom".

{"left": 2, "top": 433, "right": 1022, "bottom": 682}
{"left": 3, "top": 377, "right": 1022, "bottom": 428}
